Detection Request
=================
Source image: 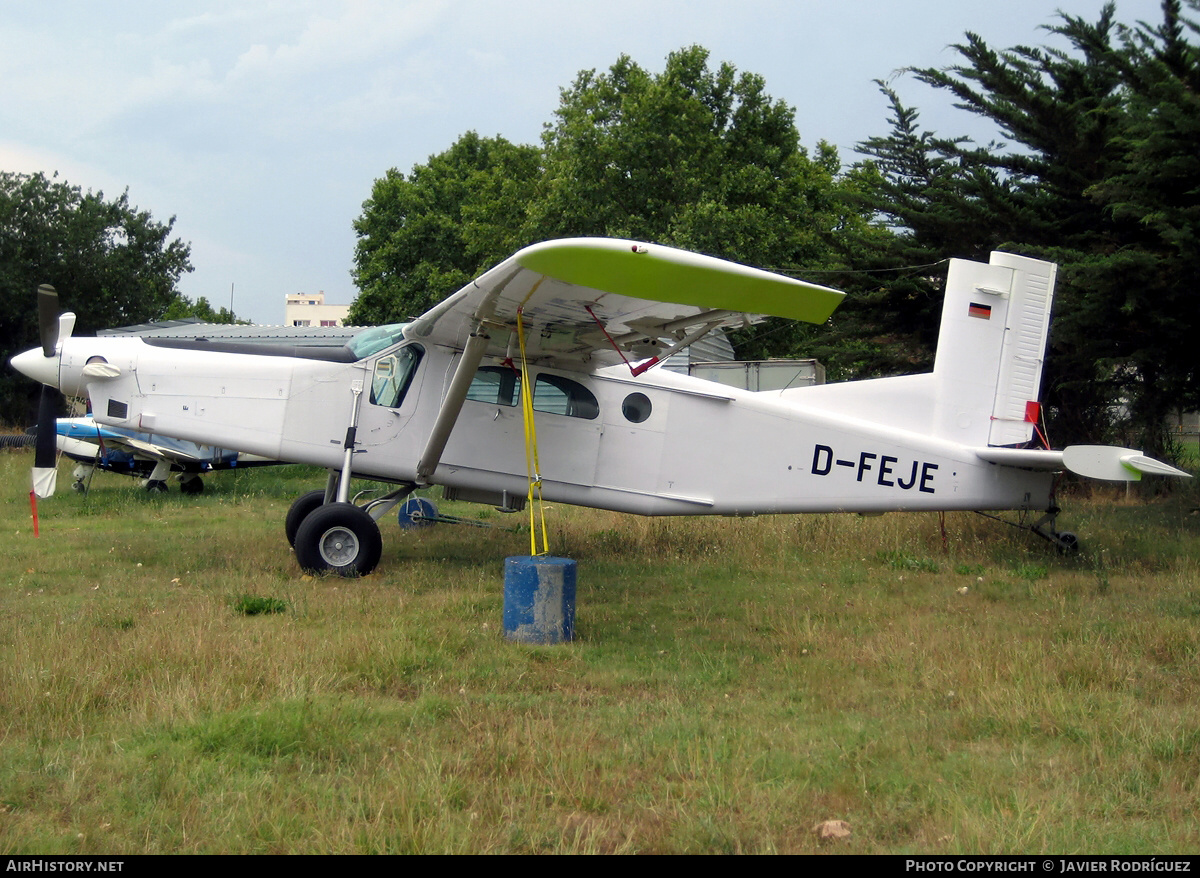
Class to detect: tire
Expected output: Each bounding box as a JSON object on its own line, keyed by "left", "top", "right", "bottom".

{"left": 1055, "top": 532, "right": 1080, "bottom": 556}
{"left": 180, "top": 476, "right": 204, "bottom": 495}
{"left": 145, "top": 479, "right": 169, "bottom": 493}
{"left": 294, "top": 502, "right": 382, "bottom": 576}
{"left": 285, "top": 489, "right": 328, "bottom": 548}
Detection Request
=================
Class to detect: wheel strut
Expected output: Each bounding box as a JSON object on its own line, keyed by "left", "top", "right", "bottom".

{"left": 1029, "top": 506, "right": 1080, "bottom": 555}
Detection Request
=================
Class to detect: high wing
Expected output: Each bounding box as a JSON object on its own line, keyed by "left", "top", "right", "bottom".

{"left": 407, "top": 238, "right": 845, "bottom": 482}
{"left": 404, "top": 238, "right": 845, "bottom": 367}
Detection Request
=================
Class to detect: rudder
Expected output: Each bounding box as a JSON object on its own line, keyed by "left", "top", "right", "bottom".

{"left": 931, "top": 252, "right": 1057, "bottom": 446}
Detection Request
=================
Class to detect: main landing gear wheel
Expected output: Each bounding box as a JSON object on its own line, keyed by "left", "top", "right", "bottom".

{"left": 145, "top": 479, "right": 168, "bottom": 493}
{"left": 285, "top": 490, "right": 329, "bottom": 548}
{"left": 180, "top": 476, "right": 204, "bottom": 495}
{"left": 294, "top": 502, "right": 382, "bottom": 577}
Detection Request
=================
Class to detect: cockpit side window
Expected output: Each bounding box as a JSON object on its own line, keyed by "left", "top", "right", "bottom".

{"left": 369, "top": 344, "right": 423, "bottom": 408}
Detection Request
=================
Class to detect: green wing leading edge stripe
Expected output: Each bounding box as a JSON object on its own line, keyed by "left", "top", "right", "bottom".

{"left": 516, "top": 241, "right": 845, "bottom": 324}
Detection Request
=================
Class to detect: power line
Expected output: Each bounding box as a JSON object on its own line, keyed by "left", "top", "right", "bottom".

{"left": 767, "top": 258, "right": 950, "bottom": 278}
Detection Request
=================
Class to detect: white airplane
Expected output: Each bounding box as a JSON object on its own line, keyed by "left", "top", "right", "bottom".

{"left": 12, "top": 239, "right": 1189, "bottom": 574}
{"left": 52, "top": 415, "right": 276, "bottom": 494}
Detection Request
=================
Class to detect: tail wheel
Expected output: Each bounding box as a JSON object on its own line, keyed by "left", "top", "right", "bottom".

{"left": 294, "top": 502, "right": 382, "bottom": 577}
{"left": 1055, "top": 532, "right": 1080, "bottom": 555}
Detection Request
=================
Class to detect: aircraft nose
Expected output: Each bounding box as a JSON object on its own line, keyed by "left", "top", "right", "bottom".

{"left": 10, "top": 347, "right": 60, "bottom": 388}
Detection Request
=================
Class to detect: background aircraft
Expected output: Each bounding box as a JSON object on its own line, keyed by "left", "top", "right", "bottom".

{"left": 53, "top": 415, "right": 276, "bottom": 494}
{"left": 11, "top": 239, "right": 1189, "bottom": 574}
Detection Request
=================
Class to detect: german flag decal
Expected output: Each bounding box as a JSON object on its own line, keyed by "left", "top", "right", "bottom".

{"left": 968, "top": 302, "right": 992, "bottom": 319}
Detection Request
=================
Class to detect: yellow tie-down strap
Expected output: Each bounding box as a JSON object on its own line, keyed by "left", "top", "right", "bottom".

{"left": 516, "top": 307, "right": 550, "bottom": 556}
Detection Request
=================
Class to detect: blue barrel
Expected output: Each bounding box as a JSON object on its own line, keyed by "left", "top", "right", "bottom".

{"left": 503, "top": 556, "right": 576, "bottom": 643}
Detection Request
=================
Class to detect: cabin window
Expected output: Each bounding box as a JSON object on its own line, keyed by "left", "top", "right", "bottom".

{"left": 533, "top": 374, "right": 599, "bottom": 420}
{"left": 369, "top": 344, "right": 422, "bottom": 408}
{"left": 466, "top": 366, "right": 521, "bottom": 406}
{"left": 622, "top": 392, "right": 652, "bottom": 424}
{"left": 466, "top": 367, "right": 599, "bottom": 419}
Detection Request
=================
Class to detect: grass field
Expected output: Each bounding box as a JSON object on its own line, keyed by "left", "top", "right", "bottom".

{"left": 1, "top": 451, "right": 1198, "bottom": 854}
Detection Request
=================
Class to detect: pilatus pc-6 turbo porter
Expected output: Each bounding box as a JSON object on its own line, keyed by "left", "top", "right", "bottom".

{"left": 12, "top": 238, "right": 1189, "bottom": 574}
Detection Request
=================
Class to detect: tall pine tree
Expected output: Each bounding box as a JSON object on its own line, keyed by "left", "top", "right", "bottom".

{"left": 856, "top": 1, "right": 1200, "bottom": 458}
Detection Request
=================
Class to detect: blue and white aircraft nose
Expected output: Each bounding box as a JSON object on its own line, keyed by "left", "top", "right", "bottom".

{"left": 10, "top": 347, "right": 60, "bottom": 388}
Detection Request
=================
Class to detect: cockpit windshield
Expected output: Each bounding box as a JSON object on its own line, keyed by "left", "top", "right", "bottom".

{"left": 346, "top": 323, "right": 409, "bottom": 360}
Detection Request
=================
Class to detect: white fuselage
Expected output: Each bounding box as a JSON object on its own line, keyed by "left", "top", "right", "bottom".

{"left": 57, "top": 334, "right": 1053, "bottom": 517}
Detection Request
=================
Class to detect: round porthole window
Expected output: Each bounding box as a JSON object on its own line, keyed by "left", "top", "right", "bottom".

{"left": 622, "top": 392, "right": 652, "bottom": 424}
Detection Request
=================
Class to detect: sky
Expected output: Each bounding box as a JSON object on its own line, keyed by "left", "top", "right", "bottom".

{"left": 0, "top": 0, "right": 1170, "bottom": 325}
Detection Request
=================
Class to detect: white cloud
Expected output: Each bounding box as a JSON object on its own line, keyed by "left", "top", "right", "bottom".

{"left": 0, "top": 142, "right": 131, "bottom": 198}
{"left": 1, "top": 0, "right": 1174, "bottom": 324}
{"left": 223, "top": 1, "right": 448, "bottom": 83}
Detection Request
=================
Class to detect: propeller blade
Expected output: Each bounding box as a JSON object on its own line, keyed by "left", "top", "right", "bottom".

{"left": 32, "top": 384, "right": 59, "bottom": 498}
{"left": 30, "top": 284, "right": 64, "bottom": 500}
{"left": 37, "top": 284, "right": 59, "bottom": 358}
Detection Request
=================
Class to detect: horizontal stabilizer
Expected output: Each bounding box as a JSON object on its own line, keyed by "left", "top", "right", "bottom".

{"left": 1061, "top": 445, "right": 1191, "bottom": 482}
{"left": 1120, "top": 453, "right": 1192, "bottom": 479}
{"left": 975, "top": 447, "right": 1064, "bottom": 470}
{"left": 976, "top": 445, "right": 1190, "bottom": 481}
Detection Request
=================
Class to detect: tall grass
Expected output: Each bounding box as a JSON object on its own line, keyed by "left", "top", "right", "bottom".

{"left": 0, "top": 452, "right": 1197, "bottom": 853}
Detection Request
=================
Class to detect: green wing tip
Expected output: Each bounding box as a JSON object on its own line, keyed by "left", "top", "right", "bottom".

{"left": 518, "top": 240, "right": 844, "bottom": 324}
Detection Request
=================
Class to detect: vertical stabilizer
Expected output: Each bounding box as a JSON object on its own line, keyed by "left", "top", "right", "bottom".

{"left": 932, "top": 252, "right": 1057, "bottom": 446}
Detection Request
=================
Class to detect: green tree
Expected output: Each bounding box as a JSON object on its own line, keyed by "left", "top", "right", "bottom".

{"left": 534, "top": 46, "right": 876, "bottom": 361}
{"left": 1086, "top": 0, "right": 1200, "bottom": 440}
{"left": 804, "top": 96, "right": 967, "bottom": 380}
{"left": 350, "top": 47, "right": 880, "bottom": 361}
{"left": 160, "top": 294, "right": 241, "bottom": 324}
{"left": 0, "top": 171, "right": 192, "bottom": 423}
{"left": 349, "top": 132, "right": 541, "bottom": 324}
{"left": 855, "top": 1, "right": 1200, "bottom": 457}
{"left": 534, "top": 46, "right": 864, "bottom": 269}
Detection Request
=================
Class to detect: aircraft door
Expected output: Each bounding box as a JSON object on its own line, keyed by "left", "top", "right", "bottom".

{"left": 358, "top": 344, "right": 424, "bottom": 447}
{"left": 443, "top": 366, "right": 601, "bottom": 485}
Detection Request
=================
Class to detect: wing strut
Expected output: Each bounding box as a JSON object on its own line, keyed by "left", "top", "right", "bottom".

{"left": 585, "top": 306, "right": 735, "bottom": 377}
{"left": 621, "top": 316, "right": 731, "bottom": 376}
{"left": 415, "top": 328, "right": 491, "bottom": 484}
